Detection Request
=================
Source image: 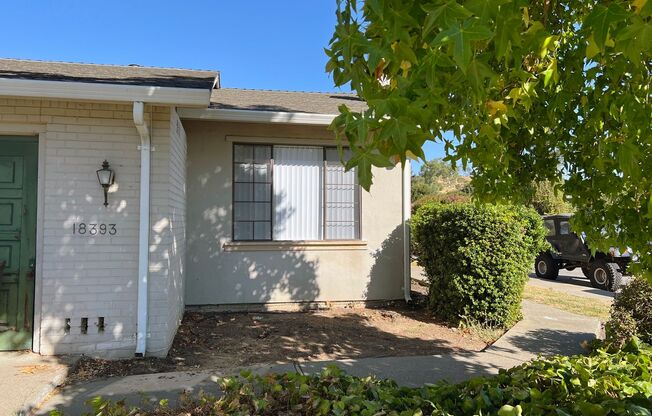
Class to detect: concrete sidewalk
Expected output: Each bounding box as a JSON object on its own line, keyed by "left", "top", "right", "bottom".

{"left": 0, "top": 351, "right": 76, "bottom": 416}
{"left": 36, "top": 300, "right": 601, "bottom": 415}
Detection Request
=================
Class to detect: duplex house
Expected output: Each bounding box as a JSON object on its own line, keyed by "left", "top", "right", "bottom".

{"left": 0, "top": 58, "right": 410, "bottom": 358}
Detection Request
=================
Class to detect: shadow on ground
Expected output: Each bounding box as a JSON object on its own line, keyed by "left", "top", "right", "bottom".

{"left": 491, "top": 327, "right": 595, "bottom": 358}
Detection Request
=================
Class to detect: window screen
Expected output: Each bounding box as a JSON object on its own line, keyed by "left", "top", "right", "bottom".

{"left": 325, "top": 148, "right": 360, "bottom": 239}
{"left": 233, "top": 144, "right": 272, "bottom": 240}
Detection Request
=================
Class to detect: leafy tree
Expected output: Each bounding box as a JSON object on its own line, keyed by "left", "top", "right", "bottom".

{"left": 411, "top": 176, "right": 438, "bottom": 202}
{"left": 525, "top": 180, "right": 573, "bottom": 215}
{"left": 411, "top": 158, "right": 470, "bottom": 202}
{"left": 418, "top": 158, "right": 458, "bottom": 183}
{"left": 326, "top": 0, "right": 652, "bottom": 276}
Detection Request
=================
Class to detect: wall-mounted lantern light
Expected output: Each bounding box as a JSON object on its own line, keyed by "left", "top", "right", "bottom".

{"left": 96, "top": 160, "right": 115, "bottom": 207}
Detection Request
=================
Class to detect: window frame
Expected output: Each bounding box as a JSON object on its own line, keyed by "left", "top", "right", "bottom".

{"left": 231, "top": 142, "right": 362, "bottom": 242}
{"left": 231, "top": 143, "right": 274, "bottom": 242}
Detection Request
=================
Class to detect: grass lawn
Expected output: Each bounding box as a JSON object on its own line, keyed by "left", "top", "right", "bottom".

{"left": 523, "top": 285, "right": 612, "bottom": 321}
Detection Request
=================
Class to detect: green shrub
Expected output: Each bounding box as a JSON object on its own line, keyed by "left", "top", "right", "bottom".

{"left": 606, "top": 277, "right": 652, "bottom": 347}
{"left": 67, "top": 343, "right": 652, "bottom": 415}
{"left": 605, "top": 309, "right": 638, "bottom": 349}
{"left": 412, "top": 203, "right": 547, "bottom": 328}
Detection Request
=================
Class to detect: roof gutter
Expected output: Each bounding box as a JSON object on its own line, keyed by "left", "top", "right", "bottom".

{"left": 0, "top": 77, "right": 212, "bottom": 106}
{"left": 133, "top": 101, "right": 151, "bottom": 356}
{"left": 177, "top": 107, "right": 337, "bottom": 126}
{"left": 402, "top": 161, "right": 412, "bottom": 302}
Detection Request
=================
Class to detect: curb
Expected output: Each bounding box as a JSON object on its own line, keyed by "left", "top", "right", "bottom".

{"left": 16, "top": 355, "right": 80, "bottom": 416}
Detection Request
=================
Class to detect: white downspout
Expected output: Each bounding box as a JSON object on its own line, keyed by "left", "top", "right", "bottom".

{"left": 133, "top": 101, "right": 150, "bottom": 356}
{"left": 402, "top": 161, "right": 412, "bottom": 302}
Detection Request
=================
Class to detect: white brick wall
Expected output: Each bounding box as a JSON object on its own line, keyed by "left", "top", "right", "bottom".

{"left": 144, "top": 108, "right": 187, "bottom": 356}
{"left": 0, "top": 98, "right": 185, "bottom": 358}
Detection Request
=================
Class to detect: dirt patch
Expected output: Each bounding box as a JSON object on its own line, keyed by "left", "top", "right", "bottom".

{"left": 69, "top": 283, "right": 487, "bottom": 382}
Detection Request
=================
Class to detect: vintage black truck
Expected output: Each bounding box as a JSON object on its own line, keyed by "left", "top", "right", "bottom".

{"left": 534, "top": 214, "right": 633, "bottom": 291}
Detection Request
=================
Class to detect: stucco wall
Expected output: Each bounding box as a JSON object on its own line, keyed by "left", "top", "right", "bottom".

{"left": 184, "top": 120, "right": 404, "bottom": 306}
{"left": 0, "top": 98, "right": 184, "bottom": 357}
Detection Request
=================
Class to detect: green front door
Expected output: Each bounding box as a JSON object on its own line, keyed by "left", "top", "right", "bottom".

{"left": 0, "top": 137, "right": 37, "bottom": 350}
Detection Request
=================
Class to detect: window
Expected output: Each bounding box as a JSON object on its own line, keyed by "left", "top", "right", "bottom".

{"left": 325, "top": 148, "right": 359, "bottom": 239}
{"left": 233, "top": 144, "right": 272, "bottom": 240}
{"left": 544, "top": 219, "right": 556, "bottom": 236}
{"left": 232, "top": 144, "right": 360, "bottom": 241}
{"left": 559, "top": 220, "right": 571, "bottom": 235}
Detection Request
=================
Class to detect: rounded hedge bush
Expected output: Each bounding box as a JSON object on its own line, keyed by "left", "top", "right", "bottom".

{"left": 606, "top": 277, "right": 652, "bottom": 347}
{"left": 412, "top": 203, "right": 547, "bottom": 328}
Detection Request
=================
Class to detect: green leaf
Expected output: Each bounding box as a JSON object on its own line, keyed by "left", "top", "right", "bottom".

{"left": 542, "top": 58, "right": 559, "bottom": 87}
{"left": 466, "top": 59, "right": 495, "bottom": 95}
{"left": 583, "top": 4, "right": 629, "bottom": 49}
{"left": 423, "top": 1, "right": 473, "bottom": 36}
{"left": 617, "top": 141, "right": 640, "bottom": 179}
{"left": 432, "top": 19, "right": 494, "bottom": 72}
{"left": 464, "top": 0, "right": 506, "bottom": 20}
{"left": 495, "top": 15, "right": 522, "bottom": 61}
{"left": 586, "top": 35, "right": 600, "bottom": 59}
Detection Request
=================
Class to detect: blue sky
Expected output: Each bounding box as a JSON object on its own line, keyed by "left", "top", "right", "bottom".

{"left": 0, "top": 0, "right": 443, "bottom": 173}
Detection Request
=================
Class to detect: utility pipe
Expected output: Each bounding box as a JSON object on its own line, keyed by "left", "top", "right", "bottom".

{"left": 402, "top": 161, "right": 412, "bottom": 302}
{"left": 133, "top": 101, "right": 151, "bottom": 356}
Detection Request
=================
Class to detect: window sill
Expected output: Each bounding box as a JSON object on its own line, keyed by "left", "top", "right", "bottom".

{"left": 223, "top": 240, "right": 368, "bottom": 252}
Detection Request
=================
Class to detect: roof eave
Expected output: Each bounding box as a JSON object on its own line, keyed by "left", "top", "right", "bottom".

{"left": 0, "top": 77, "right": 213, "bottom": 107}
{"left": 177, "top": 107, "right": 338, "bottom": 126}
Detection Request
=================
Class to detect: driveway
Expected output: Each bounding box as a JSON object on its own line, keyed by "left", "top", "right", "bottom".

{"left": 528, "top": 268, "right": 631, "bottom": 301}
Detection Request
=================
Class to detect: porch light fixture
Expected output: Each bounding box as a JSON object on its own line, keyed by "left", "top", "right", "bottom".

{"left": 96, "top": 160, "right": 115, "bottom": 207}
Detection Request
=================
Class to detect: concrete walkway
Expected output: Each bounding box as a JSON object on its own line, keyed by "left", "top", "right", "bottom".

{"left": 36, "top": 300, "right": 601, "bottom": 415}
{"left": 0, "top": 351, "right": 76, "bottom": 416}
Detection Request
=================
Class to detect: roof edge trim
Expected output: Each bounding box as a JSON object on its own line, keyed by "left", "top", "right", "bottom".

{"left": 177, "top": 107, "right": 338, "bottom": 125}
{"left": 0, "top": 77, "right": 212, "bottom": 106}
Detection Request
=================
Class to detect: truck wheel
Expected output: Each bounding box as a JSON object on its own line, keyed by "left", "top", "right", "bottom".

{"left": 581, "top": 266, "right": 592, "bottom": 279}
{"left": 589, "top": 260, "right": 620, "bottom": 291}
{"left": 535, "top": 253, "right": 559, "bottom": 280}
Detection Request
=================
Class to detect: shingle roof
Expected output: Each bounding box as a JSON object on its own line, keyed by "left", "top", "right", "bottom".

{"left": 210, "top": 88, "right": 367, "bottom": 114}
{"left": 0, "top": 58, "right": 219, "bottom": 90}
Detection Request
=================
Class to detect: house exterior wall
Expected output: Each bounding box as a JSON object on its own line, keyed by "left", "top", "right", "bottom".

{"left": 146, "top": 108, "right": 187, "bottom": 355}
{"left": 0, "top": 98, "right": 185, "bottom": 357}
{"left": 183, "top": 120, "right": 404, "bottom": 306}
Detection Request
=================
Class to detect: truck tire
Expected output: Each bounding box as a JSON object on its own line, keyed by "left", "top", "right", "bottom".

{"left": 589, "top": 259, "right": 620, "bottom": 291}
{"left": 535, "top": 253, "right": 559, "bottom": 280}
{"left": 581, "top": 266, "right": 592, "bottom": 279}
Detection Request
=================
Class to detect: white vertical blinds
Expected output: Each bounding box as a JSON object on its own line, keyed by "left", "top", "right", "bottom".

{"left": 325, "top": 148, "right": 359, "bottom": 239}
{"left": 273, "top": 146, "right": 324, "bottom": 241}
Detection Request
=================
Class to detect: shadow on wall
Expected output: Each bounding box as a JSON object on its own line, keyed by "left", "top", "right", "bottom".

{"left": 366, "top": 225, "right": 404, "bottom": 300}
{"left": 187, "top": 186, "right": 320, "bottom": 305}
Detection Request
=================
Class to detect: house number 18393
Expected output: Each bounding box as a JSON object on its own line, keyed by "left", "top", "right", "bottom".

{"left": 72, "top": 223, "right": 117, "bottom": 236}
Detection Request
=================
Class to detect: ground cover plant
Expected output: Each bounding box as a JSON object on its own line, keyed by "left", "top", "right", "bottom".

{"left": 57, "top": 340, "right": 652, "bottom": 415}
{"left": 412, "top": 202, "right": 547, "bottom": 328}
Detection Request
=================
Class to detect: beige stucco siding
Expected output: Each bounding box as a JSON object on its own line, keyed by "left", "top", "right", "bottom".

{"left": 0, "top": 98, "right": 185, "bottom": 357}
{"left": 184, "top": 120, "right": 404, "bottom": 305}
